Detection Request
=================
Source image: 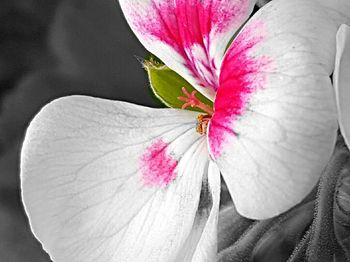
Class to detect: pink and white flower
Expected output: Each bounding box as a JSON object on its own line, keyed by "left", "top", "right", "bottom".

{"left": 21, "top": 0, "right": 350, "bottom": 261}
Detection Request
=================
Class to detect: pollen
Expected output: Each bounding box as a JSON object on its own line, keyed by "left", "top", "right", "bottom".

{"left": 196, "top": 114, "right": 211, "bottom": 135}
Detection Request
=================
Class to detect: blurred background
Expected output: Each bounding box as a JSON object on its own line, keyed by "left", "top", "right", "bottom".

{"left": 0, "top": 0, "right": 160, "bottom": 260}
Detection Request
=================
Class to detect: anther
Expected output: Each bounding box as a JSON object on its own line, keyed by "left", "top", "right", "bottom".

{"left": 196, "top": 114, "right": 211, "bottom": 135}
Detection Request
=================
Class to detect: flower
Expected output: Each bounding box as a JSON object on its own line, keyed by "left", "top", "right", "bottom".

{"left": 20, "top": 0, "right": 350, "bottom": 261}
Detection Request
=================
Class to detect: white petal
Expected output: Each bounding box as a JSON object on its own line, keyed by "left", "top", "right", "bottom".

{"left": 208, "top": 0, "right": 350, "bottom": 219}
{"left": 118, "top": 0, "right": 256, "bottom": 100}
{"left": 21, "top": 95, "right": 211, "bottom": 261}
{"left": 334, "top": 24, "right": 350, "bottom": 149}
{"left": 176, "top": 162, "right": 221, "bottom": 262}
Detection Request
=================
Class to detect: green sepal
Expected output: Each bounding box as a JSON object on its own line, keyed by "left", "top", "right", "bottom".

{"left": 144, "top": 58, "right": 213, "bottom": 113}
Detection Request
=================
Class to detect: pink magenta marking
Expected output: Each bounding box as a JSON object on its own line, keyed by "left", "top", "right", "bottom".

{"left": 129, "top": 0, "right": 251, "bottom": 91}
{"left": 209, "top": 20, "right": 273, "bottom": 159}
{"left": 140, "top": 139, "right": 178, "bottom": 187}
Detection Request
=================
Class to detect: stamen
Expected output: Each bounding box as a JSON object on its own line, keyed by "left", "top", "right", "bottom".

{"left": 196, "top": 114, "right": 211, "bottom": 135}
{"left": 177, "top": 87, "right": 214, "bottom": 115}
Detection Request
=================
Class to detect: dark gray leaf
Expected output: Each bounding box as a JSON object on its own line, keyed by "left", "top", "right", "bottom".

{"left": 334, "top": 160, "right": 350, "bottom": 259}
{"left": 306, "top": 146, "right": 349, "bottom": 262}
{"left": 252, "top": 201, "right": 314, "bottom": 262}
{"left": 218, "top": 205, "right": 254, "bottom": 252}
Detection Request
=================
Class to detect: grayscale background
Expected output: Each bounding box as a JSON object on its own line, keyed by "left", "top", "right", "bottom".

{"left": 0, "top": 1, "right": 158, "bottom": 261}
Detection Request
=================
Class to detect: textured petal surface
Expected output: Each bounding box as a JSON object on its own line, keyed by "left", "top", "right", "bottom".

{"left": 208, "top": 0, "right": 350, "bottom": 219}
{"left": 119, "top": 0, "right": 256, "bottom": 100}
{"left": 334, "top": 24, "right": 350, "bottom": 149}
{"left": 21, "top": 95, "right": 211, "bottom": 262}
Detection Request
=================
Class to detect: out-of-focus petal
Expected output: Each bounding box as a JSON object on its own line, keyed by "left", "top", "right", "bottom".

{"left": 334, "top": 24, "right": 350, "bottom": 149}
{"left": 208, "top": 0, "right": 350, "bottom": 219}
{"left": 119, "top": 0, "right": 256, "bottom": 100}
{"left": 21, "top": 95, "right": 211, "bottom": 262}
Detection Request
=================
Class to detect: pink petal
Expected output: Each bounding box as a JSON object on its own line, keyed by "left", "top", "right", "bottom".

{"left": 119, "top": 0, "right": 256, "bottom": 100}
{"left": 208, "top": 0, "right": 350, "bottom": 219}
{"left": 209, "top": 20, "right": 272, "bottom": 159}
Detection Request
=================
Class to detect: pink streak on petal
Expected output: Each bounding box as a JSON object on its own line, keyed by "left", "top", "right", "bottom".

{"left": 128, "top": 0, "right": 251, "bottom": 91}
{"left": 140, "top": 139, "right": 178, "bottom": 187}
{"left": 209, "top": 20, "right": 274, "bottom": 159}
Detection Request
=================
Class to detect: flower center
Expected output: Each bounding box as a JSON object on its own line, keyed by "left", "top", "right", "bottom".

{"left": 196, "top": 114, "right": 211, "bottom": 135}
{"left": 177, "top": 87, "right": 213, "bottom": 135}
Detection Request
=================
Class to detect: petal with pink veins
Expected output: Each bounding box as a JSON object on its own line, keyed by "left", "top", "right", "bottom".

{"left": 21, "top": 95, "right": 216, "bottom": 262}
{"left": 119, "top": 0, "right": 256, "bottom": 100}
{"left": 208, "top": 0, "right": 350, "bottom": 219}
{"left": 334, "top": 24, "right": 350, "bottom": 150}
